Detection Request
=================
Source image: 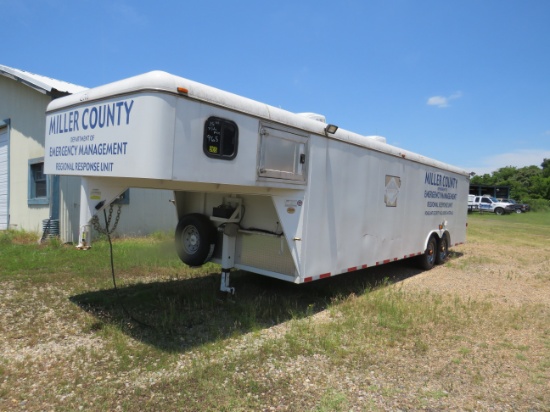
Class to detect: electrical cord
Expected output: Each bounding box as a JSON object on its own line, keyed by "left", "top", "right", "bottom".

{"left": 103, "top": 209, "right": 154, "bottom": 329}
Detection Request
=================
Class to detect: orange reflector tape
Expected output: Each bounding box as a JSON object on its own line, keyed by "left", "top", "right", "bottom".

{"left": 177, "top": 87, "right": 189, "bottom": 94}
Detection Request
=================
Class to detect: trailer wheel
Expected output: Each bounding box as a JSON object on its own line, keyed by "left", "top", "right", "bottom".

{"left": 175, "top": 214, "right": 217, "bottom": 267}
{"left": 435, "top": 235, "right": 449, "bottom": 265}
{"left": 418, "top": 236, "right": 437, "bottom": 270}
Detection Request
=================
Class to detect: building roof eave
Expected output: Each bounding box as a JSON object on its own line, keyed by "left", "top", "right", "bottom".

{"left": 0, "top": 64, "right": 86, "bottom": 96}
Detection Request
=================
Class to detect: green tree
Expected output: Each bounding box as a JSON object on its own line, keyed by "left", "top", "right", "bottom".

{"left": 541, "top": 158, "right": 550, "bottom": 178}
{"left": 470, "top": 161, "right": 549, "bottom": 201}
{"left": 470, "top": 173, "right": 493, "bottom": 186}
{"left": 492, "top": 166, "right": 517, "bottom": 182}
{"left": 529, "top": 175, "right": 550, "bottom": 199}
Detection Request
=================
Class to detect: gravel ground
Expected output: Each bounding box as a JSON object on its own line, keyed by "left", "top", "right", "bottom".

{"left": 212, "top": 237, "right": 550, "bottom": 411}
{"left": 1, "top": 235, "right": 549, "bottom": 411}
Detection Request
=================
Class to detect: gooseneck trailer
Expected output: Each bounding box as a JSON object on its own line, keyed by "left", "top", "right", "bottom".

{"left": 44, "top": 71, "right": 468, "bottom": 292}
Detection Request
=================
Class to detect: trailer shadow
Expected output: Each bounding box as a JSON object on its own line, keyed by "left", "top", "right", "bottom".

{"left": 69, "top": 257, "right": 451, "bottom": 353}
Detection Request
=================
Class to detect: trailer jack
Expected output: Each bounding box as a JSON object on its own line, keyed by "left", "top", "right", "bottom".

{"left": 220, "top": 269, "right": 235, "bottom": 295}
{"left": 219, "top": 223, "right": 238, "bottom": 295}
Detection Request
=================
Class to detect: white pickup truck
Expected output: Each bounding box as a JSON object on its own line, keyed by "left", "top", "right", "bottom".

{"left": 468, "top": 195, "right": 514, "bottom": 215}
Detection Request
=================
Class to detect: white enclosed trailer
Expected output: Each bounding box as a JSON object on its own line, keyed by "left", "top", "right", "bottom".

{"left": 44, "top": 71, "right": 468, "bottom": 292}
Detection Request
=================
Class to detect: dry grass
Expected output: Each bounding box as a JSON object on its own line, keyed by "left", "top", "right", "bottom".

{"left": 0, "top": 213, "right": 549, "bottom": 411}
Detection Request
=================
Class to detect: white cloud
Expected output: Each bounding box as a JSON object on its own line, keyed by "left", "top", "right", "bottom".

{"left": 469, "top": 149, "right": 550, "bottom": 176}
{"left": 427, "top": 91, "right": 462, "bottom": 108}
{"left": 427, "top": 96, "right": 449, "bottom": 108}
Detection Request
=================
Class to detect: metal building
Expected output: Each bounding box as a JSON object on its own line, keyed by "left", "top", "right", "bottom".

{"left": 0, "top": 64, "right": 176, "bottom": 241}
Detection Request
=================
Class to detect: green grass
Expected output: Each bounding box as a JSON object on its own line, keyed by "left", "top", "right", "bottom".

{"left": 1, "top": 213, "right": 550, "bottom": 410}
{"left": 467, "top": 209, "right": 550, "bottom": 241}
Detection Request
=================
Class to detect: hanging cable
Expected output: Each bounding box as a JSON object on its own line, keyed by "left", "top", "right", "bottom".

{"left": 101, "top": 208, "right": 154, "bottom": 329}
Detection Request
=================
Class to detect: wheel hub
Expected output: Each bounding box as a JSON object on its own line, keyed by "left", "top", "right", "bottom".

{"left": 183, "top": 226, "right": 200, "bottom": 253}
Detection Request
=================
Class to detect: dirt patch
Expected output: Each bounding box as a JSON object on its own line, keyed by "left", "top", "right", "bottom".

{"left": 402, "top": 241, "right": 550, "bottom": 306}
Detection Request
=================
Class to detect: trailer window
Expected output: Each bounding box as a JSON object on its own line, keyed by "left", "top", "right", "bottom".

{"left": 203, "top": 117, "right": 238, "bottom": 160}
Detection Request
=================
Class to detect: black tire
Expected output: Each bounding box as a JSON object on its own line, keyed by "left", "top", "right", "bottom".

{"left": 175, "top": 214, "right": 217, "bottom": 267}
{"left": 435, "top": 235, "right": 449, "bottom": 265}
{"left": 418, "top": 236, "right": 437, "bottom": 270}
{"left": 494, "top": 207, "right": 504, "bottom": 215}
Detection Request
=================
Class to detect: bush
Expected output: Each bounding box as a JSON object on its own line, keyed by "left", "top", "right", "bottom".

{"left": 0, "top": 229, "right": 39, "bottom": 245}
{"left": 523, "top": 198, "right": 550, "bottom": 212}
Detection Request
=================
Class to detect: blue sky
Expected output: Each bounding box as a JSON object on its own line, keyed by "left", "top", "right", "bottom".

{"left": 2, "top": 0, "right": 550, "bottom": 175}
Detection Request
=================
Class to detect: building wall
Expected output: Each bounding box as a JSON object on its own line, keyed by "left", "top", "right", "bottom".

{"left": 0, "top": 75, "right": 51, "bottom": 232}
{"left": 0, "top": 124, "right": 8, "bottom": 229}
{"left": 93, "top": 188, "right": 177, "bottom": 240}
{"left": 60, "top": 181, "right": 177, "bottom": 243}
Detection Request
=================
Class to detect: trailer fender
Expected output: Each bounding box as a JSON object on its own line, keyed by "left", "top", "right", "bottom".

{"left": 175, "top": 213, "right": 217, "bottom": 267}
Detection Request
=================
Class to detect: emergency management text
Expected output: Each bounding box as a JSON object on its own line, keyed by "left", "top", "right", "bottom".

{"left": 49, "top": 142, "right": 128, "bottom": 157}
{"left": 424, "top": 190, "right": 458, "bottom": 200}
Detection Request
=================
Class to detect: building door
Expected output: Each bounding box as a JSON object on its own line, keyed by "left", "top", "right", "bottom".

{"left": 0, "top": 127, "right": 8, "bottom": 230}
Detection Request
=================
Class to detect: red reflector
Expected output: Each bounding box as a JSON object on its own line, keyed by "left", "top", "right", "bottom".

{"left": 177, "top": 87, "right": 189, "bottom": 94}
{"left": 320, "top": 273, "right": 331, "bottom": 279}
{"left": 304, "top": 277, "right": 313, "bottom": 282}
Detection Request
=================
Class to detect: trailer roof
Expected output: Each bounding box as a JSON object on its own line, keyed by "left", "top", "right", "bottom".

{"left": 46, "top": 70, "right": 469, "bottom": 176}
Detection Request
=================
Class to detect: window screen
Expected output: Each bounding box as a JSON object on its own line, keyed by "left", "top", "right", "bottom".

{"left": 31, "top": 163, "right": 47, "bottom": 197}
{"left": 28, "top": 158, "right": 49, "bottom": 205}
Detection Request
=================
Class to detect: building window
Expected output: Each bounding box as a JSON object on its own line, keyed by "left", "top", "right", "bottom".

{"left": 28, "top": 158, "right": 49, "bottom": 205}
{"left": 203, "top": 117, "right": 238, "bottom": 160}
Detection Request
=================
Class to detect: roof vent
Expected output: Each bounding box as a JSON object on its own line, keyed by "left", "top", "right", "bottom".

{"left": 297, "top": 112, "right": 327, "bottom": 123}
{"left": 365, "top": 135, "right": 387, "bottom": 144}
